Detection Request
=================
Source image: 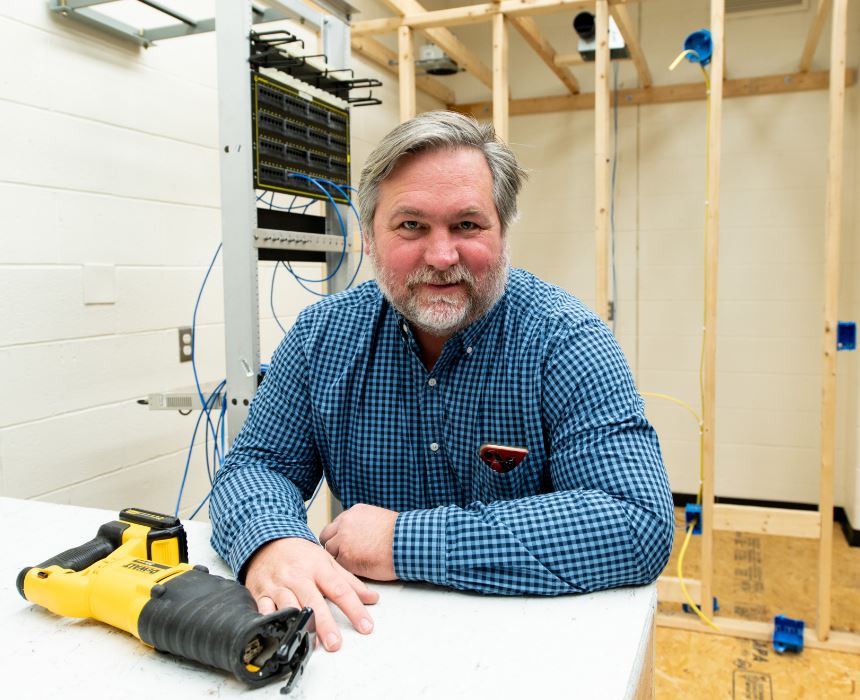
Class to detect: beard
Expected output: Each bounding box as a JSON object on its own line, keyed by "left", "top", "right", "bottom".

{"left": 371, "top": 245, "right": 510, "bottom": 337}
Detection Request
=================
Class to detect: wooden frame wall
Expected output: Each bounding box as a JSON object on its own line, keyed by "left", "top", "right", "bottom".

{"left": 351, "top": 0, "right": 859, "bottom": 653}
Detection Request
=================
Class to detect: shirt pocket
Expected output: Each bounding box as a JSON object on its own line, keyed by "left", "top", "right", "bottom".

{"left": 471, "top": 450, "right": 540, "bottom": 504}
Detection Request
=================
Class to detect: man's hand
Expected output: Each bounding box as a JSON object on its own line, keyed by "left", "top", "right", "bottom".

{"left": 320, "top": 504, "right": 399, "bottom": 581}
{"left": 244, "top": 537, "right": 379, "bottom": 652}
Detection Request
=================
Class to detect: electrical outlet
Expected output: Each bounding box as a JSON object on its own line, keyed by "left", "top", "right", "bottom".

{"left": 178, "top": 327, "right": 193, "bottom": 363}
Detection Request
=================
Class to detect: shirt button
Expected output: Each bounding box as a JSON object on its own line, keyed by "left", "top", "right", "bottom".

{"left": 466, "top": 346, "right": 473, "bottom": 354}
{"left": 428, "top": 378, "right": 437, "bottom": 387}
{"left": 402, "top": 323, "right": 409, "bottom": 333}
{"left": 430, "top": 442, "right": 439, "bottom": 452}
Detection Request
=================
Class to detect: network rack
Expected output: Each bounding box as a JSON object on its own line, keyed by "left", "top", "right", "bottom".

{"left": 252, "top": 72, "right": 350, "bottom": 203}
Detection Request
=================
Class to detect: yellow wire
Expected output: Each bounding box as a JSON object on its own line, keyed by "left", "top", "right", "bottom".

{"left": 640, "top": 392, "right": 702, "bottom": 428}
{"left": 659, "top": 46, "right": 718, "bottom": 631}
{"left": 677, "top": 519, "right": 720, "bottom": 631}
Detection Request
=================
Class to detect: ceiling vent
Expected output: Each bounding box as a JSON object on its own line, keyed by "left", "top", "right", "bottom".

{"left": 727, "top": 0, "right": 807, "bottom": 15}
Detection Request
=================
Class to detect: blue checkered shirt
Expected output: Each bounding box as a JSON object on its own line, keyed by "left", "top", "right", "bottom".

{"left": 210, "top": 268, "right": 674, "bottom": 594}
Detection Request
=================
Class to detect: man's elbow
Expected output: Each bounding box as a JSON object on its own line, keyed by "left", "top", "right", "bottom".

{"left": 636, "top": 505, "right": 675, "bottom": 583}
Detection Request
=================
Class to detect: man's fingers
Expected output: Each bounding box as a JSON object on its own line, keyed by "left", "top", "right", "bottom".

{"left": 333, "top": 560, "right": 381, "bottom": 605}
{"left": 256, "top": 595, "right": 276, "bottom": 614}
{"left": 272, "top": 588, "right": 301, "bottom": 612}
{"left": 319, "top": 519, "right": 339, "bottom": 546}
{"left": 317, "top": 567, "right": 375, "bottom": 637}
{"left": 294, "top": 583, "right": 342, "bottom": 652}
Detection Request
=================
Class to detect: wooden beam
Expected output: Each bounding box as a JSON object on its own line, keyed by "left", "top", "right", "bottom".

{"left": 657, "top": 614, "right": 860, "bottom": 655}
{"left": 352, "top": 1, "right": 648, "bottom": 36}
{"left": 493, "top": 12, "right": 509, "bottom": 140}
{"left": 379, "top": 0, "right": 494, "bottom": 88}
{"left": 451, "top": 69, "right": 856, "bottom": 117}
{"left": 398, "top": 25, "right": 417, "bottom": 121}
{"left": 501, "top": 0, "right": 643, "bottom": 19}
{"left": 800, "top": 0, "right": 831, "bottom": 72}
{"left": 351, "top": 16, "right": 402, "bottom": 38}
{"left": 712, "top": 504, "right": 821, "bottom": 539}
{"left": 610, "top": 3, "right": 651, "bottom": 87}
{"left": 594, "top": 0, "right": 610, "bottom": 323}
{"left": 699, "top": 0, "right": 725, "bottom": 624}
{"left": 510, "top": 15, "right": 580, "bottom": 94}
{"left": 403, "top": 4, "right": 498, "bottom": 31}
{"left": 657, "top": 576, "right": 702, "bottom": 605}
{"left": 818, "top": 0, "right": 848, "bottom": 645}
{"left": 350, "top": 36, "right": 455, "bottom": 105}
{"left": 555, "top": 52, "right": 585, "bottom": 67}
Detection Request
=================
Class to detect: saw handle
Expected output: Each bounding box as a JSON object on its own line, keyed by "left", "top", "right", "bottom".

{"left": 16, "top": 521, "right": 127, "bottom": 598}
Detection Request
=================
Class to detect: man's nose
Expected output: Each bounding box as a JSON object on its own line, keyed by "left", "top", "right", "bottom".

{"left": 424, "top": 228, "right": 459, "bottom": 269}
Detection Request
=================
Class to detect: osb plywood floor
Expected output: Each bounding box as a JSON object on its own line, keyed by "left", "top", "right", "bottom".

{"left": 656, "top": 509, "right": 860, "bottom": 698}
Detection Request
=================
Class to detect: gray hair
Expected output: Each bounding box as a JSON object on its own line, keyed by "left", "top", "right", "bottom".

{"left": 358, "top": 111, "right": 527, "bottom": 236}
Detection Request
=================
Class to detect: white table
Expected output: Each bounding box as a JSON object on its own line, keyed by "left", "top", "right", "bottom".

{"left": 1, "top": 497, "right": 655, "bottom": 699}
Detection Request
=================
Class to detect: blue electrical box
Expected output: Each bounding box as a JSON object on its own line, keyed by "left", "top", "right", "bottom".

{"left": 837, "top": 321, "right": 856, "bottom": 351}
{"left": 685, "top": 503, "right": 702, "bottom": 535}
{"left": 773, "top": 614, "right": 804, "bottom": 653}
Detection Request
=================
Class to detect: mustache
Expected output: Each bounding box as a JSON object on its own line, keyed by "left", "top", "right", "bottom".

{"left": 405, "top": 265, "right": 477, "bottom": 288}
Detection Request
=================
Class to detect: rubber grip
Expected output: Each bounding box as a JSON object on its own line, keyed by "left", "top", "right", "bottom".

{"left": 138, "top": 569, "right": 314, "bottom": 688}
{"left": 16, "top": 521, "right": 127, "bottom": 599}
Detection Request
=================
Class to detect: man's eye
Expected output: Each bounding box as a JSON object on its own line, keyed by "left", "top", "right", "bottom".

{"left": 457, "top": 221, "right": 478, "bottom": 231}
{"left": 401, "top": 221, "right": 420, "bottom": 230}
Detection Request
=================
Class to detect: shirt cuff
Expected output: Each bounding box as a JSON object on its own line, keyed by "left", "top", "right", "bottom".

{"left": 227, "top": 514, "right": 318, "bottom": 581}
{"left": 393, "top": 507, "right": 448, "bottom": 586}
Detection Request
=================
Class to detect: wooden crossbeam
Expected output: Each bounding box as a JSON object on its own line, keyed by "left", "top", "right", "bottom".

{"left": 379, "top": 0, "right": 494, "bottom": 88}
{"left": 509, "top": 15, "right": 580, "bottom": 94}
{"left": 352, "top": 0, "right": 649, "bottom": 35}
{"left": 610, "top": 3, "right": 651, "bottom": 87}
{"left": 350, "top": 36, "right": 455, "bottom": 104}
{"left": 713, "top": 504, "right": 821, "bottom": 539}
{"left": 800, "top": 0, "right": 832, "bottom": 72}
{"left": 657, "top": 613, "right": 860, "bottom": 655}
{"left": 451, "top": 69, "right": 857, "bottom": 115}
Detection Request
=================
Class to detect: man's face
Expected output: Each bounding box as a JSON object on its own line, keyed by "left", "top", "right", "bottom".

{"left": 367, "top": 147, "right": 509, "bottom": 337}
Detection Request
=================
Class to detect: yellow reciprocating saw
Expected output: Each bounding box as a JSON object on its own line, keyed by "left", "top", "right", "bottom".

{"left": 16, "top": 508, "right": 315, "bottom": 693}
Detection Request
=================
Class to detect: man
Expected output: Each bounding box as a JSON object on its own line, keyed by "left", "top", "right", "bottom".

{"left": 210, "top": 111, "right": 674, "bottom": 653}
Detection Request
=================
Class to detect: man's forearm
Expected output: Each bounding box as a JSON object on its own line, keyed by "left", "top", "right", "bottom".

{"left": 210, "top": 463, "right": 318, "bottom": 578}
{"left": 393, "top": 490, "right": 673, "bottom": 595}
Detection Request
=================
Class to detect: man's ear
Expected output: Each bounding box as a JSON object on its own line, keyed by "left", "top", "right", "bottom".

{"left": 362, "top": 230, "right": 372, "bottom": 255}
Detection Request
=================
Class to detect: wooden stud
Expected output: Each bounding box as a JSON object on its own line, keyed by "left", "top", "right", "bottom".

{"left": 398, "top": 25, "right": 417, "bottom": 121}
{"left": 800, "top": 0, "right": 832, "bottom": 73}
{"left": 594, "top": 0, "right": 610, "bottom": 323}
{"left": 379, "top": 0, "right": 495, "bottom": 88}
{"left": 450, "top": 69, "right": 855, "bottom": 117}
{"left": 699, "top": 0, "right": 725, "bottom": 624}
{"left": 817, "top": 0, "right": 848, "bottom": 645}
{"left": 492, "top": 12, "right": 509, "bottom": 141}
{"left": 712, "top": 504, "right": 821, "bottom": 539}
{"left": 351, "top": 36, "right": 455, "bottom": 105}
{"left": 509, "top": 15, "right": 580, "bottom": 94}
{"left": 656, "top": 613, "right": 860, "bottom": 655}
{"left": 610, "top": 3, "right": 651, "bottom": 87}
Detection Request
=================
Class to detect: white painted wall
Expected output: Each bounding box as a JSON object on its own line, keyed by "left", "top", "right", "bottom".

{"left": 2, "top": 0, "right": 859, "bottom": 530}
